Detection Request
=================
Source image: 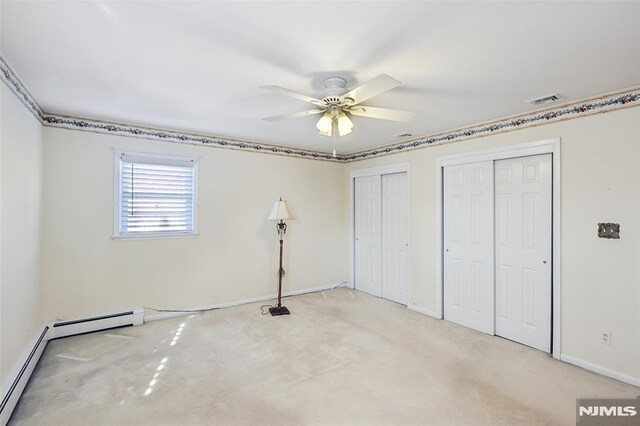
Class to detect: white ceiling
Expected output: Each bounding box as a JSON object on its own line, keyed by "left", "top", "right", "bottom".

{"left": 2, "top": 1, "right": 639, "bottom": 154}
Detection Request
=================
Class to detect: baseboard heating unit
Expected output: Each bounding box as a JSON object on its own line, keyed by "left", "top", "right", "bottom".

{"left": 0, "top": 308, "right": 143, "bottom": 425}
{"left": 50, "top": 308, "right": 144, "bottom": 340}
{"left": 0, "top": 327, "right": 49, "bottom": 425}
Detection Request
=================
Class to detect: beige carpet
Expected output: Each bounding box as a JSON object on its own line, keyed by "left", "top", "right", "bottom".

{"left": 10, "top": 288, "right": 639, "bottom": 425}
{"left": 55, "top": 333, "right": 133, "bottom": 362}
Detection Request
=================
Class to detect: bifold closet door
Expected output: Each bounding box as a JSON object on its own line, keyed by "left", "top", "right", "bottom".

{"left": 382, "top": 173, "right": 409, "bottom": 305}
{"left": 355, "top": 176, "right": 382, "bottom": 297}
{"left": 495, "top": 154, "right": 552, "bottom": 352}
{"left": 443, "top": 161, "right": 495, "bottom": 334}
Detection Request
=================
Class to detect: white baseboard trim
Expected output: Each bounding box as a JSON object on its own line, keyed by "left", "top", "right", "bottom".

{"left": 408, "top": 303, "right": 442, "bottom": 319}
{"left": 144, "top": 282, "right": 348, "bottom": 322}
{"left": 1, "top": 326, "right": 51, "bottom": 425}
{"left": 560, "top": 354, "right": 640, "bottom": 388}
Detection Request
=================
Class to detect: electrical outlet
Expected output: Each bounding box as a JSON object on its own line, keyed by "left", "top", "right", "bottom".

{"left": 601, "top": 330, "right": 611, "bottom": 345}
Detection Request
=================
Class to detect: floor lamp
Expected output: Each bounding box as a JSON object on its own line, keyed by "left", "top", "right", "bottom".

{"left": 268, "top": 197, "right": 294, "bottom": 316}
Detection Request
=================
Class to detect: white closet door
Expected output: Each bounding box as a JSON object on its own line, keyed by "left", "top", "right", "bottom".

{"left": 495, "top": 154, "right": 552, "bottom": 352}
{"left": 355, "top": 176, "right": 382, "bottom": 297}
{"left": 382, "top": 173, "right": 409, "bottom": 305}
{"left": 443, "top": 161, "right": 495, "bottom": 334}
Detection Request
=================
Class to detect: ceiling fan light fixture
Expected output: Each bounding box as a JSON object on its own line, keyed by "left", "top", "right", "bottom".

{"left": 337, "top": 113, "right": 353, "bottom": 136}
{"left": 316, "top": 113, "right": 333, "bottom": 136}
{"left": 262, "top": 73, "right": 414, "bottom": 138}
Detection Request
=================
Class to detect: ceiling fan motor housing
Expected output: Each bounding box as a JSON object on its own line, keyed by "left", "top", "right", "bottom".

{"left": 323, "top": 96, "right": 342, "bottom": 105}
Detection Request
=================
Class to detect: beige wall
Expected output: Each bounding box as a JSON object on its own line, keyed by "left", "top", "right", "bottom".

{"left": 344, "top": 106, "right": 640, "bottom": 381}
{"left": 0, "top": 84, "right": 44, "bottom": 383}
{"left": 40, "top": 127, "right": 347, "bottom": 321}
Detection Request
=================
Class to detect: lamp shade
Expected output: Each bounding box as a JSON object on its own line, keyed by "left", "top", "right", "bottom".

{"left": 337, "top": 112, "right": 353, "bottom": 136}
{"left": 316, "top": 113, "right": 333, "bottom": 136}
{"left": 268, "top": 198, "right": 294, "bottom": 221}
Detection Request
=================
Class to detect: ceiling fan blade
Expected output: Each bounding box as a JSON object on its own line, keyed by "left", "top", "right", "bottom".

{"left": 341, "top": 74, "right": 402, "bottom": 105}
{"left": 348, "top": 105, "right": 415, "bottom": 122}
{"left": 262, "top": 109, "right": 325, "bottom": 122}
{"left": 260, "top": 85, "right": 325, "bottom": 106}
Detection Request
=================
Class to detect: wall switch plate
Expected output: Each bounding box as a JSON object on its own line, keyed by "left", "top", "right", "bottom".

{"left": 598, "top": 223, "right": 620, "bottom": 239}
{"left": 601, "top": 330, "right": 611, "bottom": 345}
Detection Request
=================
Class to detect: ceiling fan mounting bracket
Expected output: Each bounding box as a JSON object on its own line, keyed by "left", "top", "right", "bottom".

{"left": 323, "top": 77, "right": 347, "bottom": 89}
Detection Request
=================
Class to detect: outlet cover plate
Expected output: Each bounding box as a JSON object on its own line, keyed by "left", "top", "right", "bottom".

{"left": 601, "top": 330, "right": 611, "bottom": 345}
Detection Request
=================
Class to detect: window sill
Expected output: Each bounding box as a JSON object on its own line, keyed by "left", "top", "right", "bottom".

{"left": 111, "top": 232, "right": 199, "bottom": 242}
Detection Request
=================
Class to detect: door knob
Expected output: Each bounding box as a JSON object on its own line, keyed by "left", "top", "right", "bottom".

{"left": 543, "top": 260, "right": 547, "bottom": 264}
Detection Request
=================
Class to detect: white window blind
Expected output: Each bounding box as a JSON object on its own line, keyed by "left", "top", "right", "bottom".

{"left": 117, "top": 153, "right": 196, "bottom": 237}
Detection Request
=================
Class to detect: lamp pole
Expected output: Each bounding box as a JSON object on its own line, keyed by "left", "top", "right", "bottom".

{"left": 276, "top": 220, "right": 286, "bottom": 308}
{"left": 267, "top": 197, "right": 293, "bottom": 316}
{"left": 270, "top": 218, "right": 290, "bottom": 316}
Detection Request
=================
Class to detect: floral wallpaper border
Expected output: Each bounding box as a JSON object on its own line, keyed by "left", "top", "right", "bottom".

{"left": 42, "top": 115, "right": 342, "bottom": 161}
{"left": 0, "top": 56, "right": 342, "bottom": 162}
{"left": 342, "top": 89, "right": 640, "bottom": 161}
{"left": 2, "top": 56, "right": 638, "bottom": 163}
{"left": 1, "top": 56, "right": 45, "bottom": 122}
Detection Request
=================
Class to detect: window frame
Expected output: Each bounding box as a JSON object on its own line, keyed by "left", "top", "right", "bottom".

{"left": 112, "top": 150, "right": 199, "bottom": 240}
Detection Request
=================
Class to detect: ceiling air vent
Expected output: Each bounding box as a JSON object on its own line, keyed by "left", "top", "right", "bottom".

{"left": 528, "top": 93, "right": 562, "bottom": 106}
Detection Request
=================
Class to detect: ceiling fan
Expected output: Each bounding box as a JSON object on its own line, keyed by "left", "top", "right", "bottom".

{"left": 260, "top": 74, "right": 415, "bottom": 139}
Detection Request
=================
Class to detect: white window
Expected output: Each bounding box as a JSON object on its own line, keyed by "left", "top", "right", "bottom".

{"left": 114, "top": 151, "right": 197, "bottom": 239}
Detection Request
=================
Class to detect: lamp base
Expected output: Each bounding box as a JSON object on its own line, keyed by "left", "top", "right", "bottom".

{"left": 269, "top": 306, "right": 290, "bottom": 316}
